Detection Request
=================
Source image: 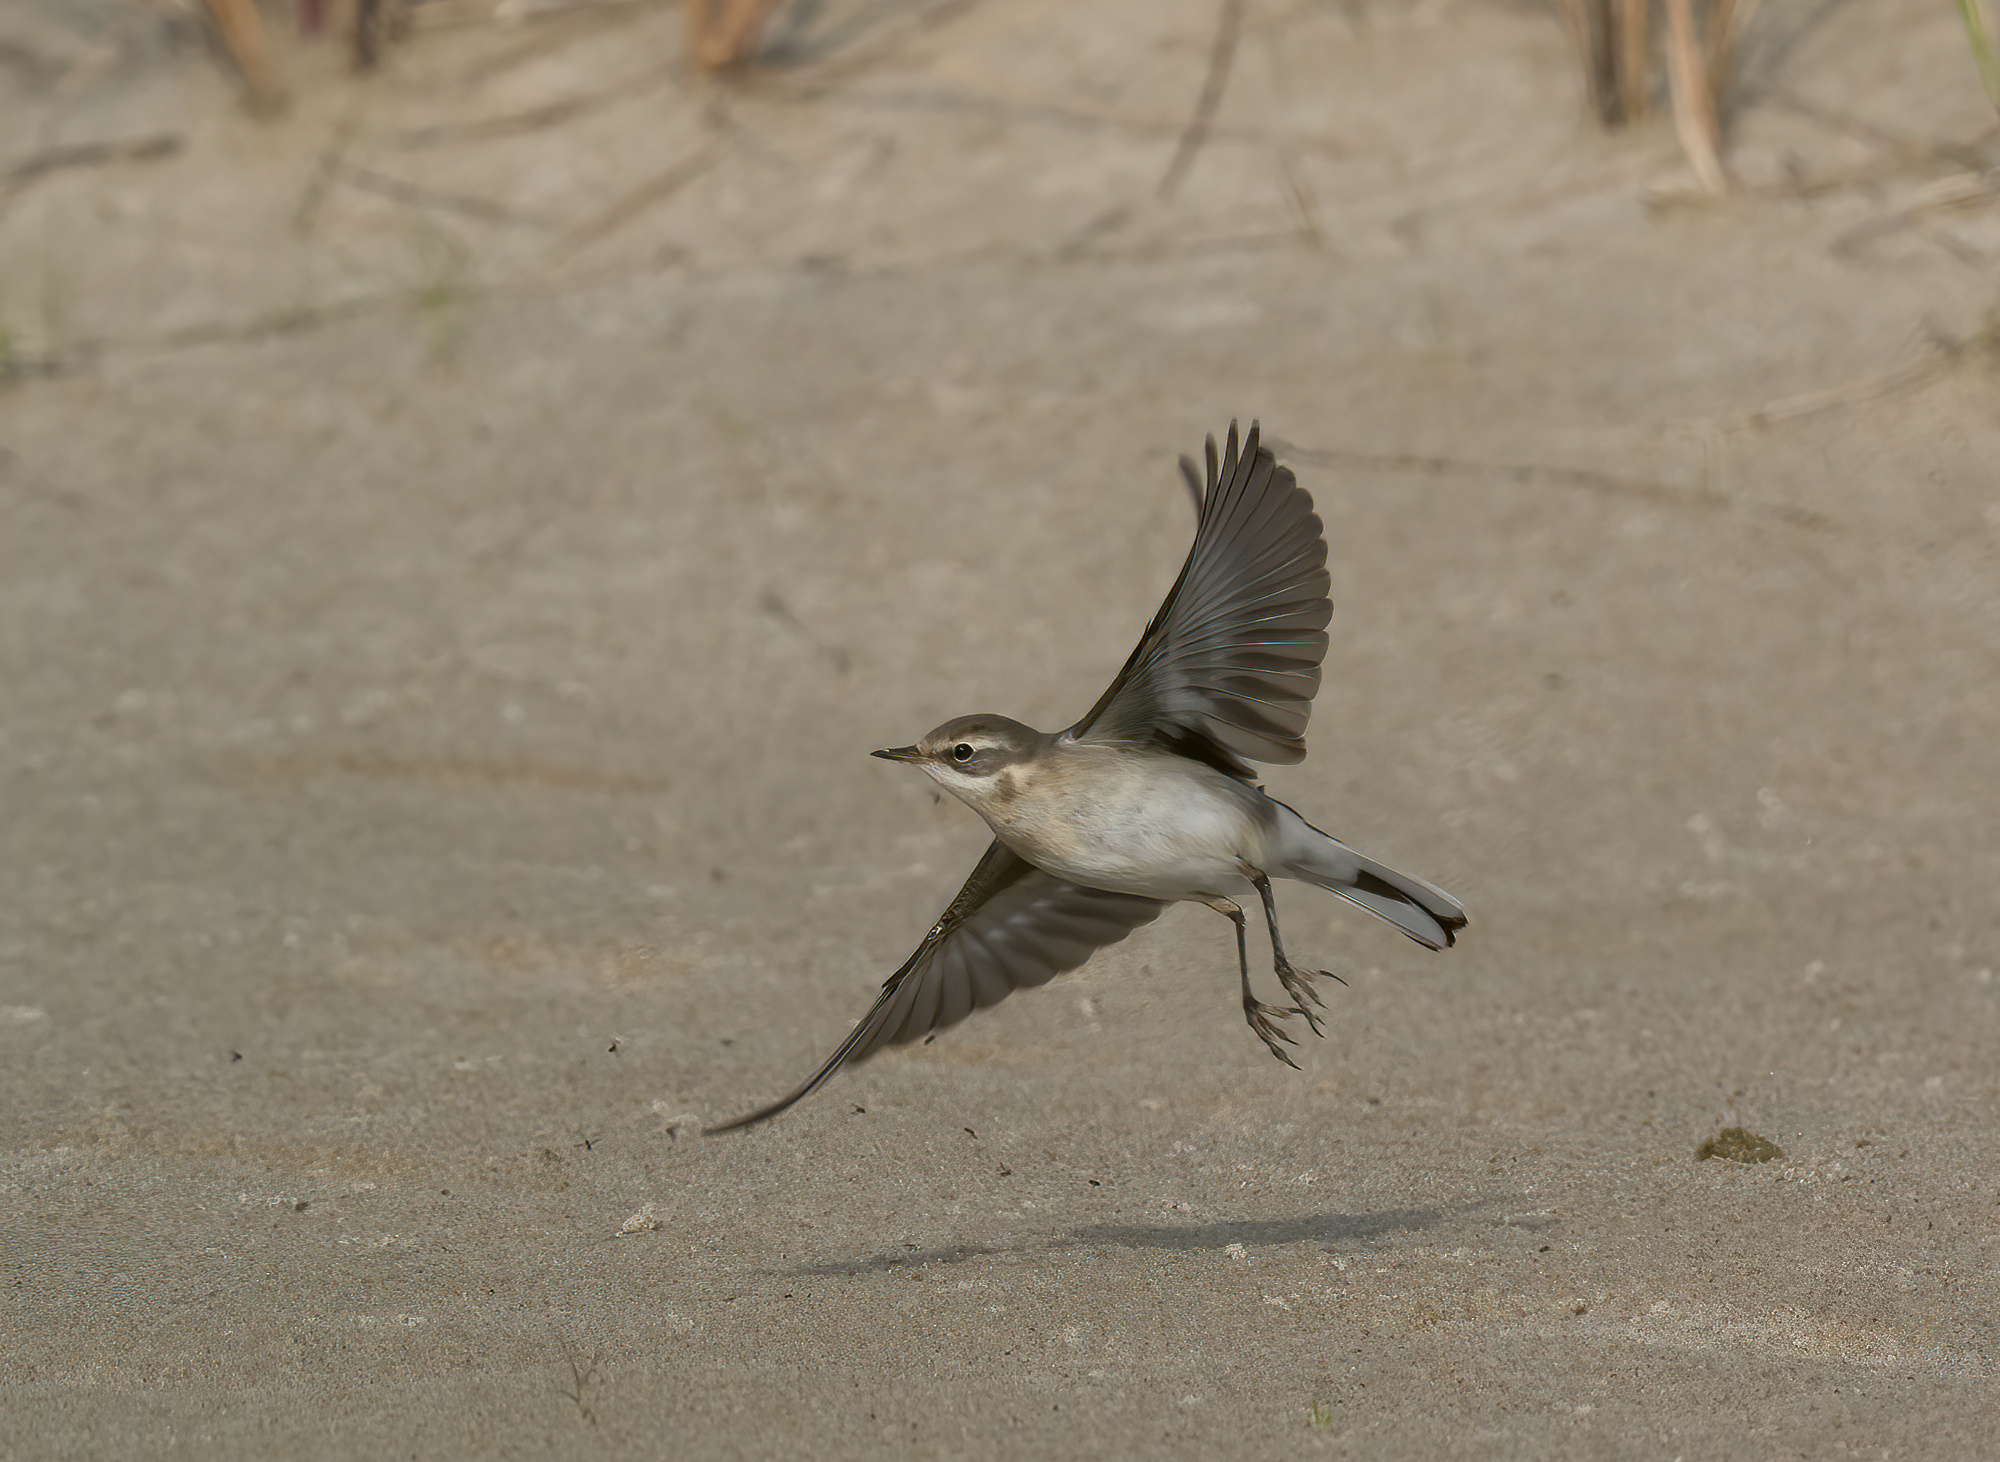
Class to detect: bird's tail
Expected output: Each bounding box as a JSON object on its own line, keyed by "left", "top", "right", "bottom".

{"left": 1271, "top": 800, "right": 1466, "bottom": 950}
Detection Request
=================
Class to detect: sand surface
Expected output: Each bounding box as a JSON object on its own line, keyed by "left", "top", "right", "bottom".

{"left": 4, "top": 0, "right": 1998, "bottom": 1455}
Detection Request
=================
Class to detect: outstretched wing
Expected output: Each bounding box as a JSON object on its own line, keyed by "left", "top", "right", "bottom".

{"left": 1066, "top": 420, "right": 1332, "bottom": 774}
{"left": 706, "top": 840, "right": 1165, "bottom": 1133}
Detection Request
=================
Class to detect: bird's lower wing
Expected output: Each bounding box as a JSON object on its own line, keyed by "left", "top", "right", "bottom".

{"left": 705, "top": 840, "right": 1166, "bottom": 1132}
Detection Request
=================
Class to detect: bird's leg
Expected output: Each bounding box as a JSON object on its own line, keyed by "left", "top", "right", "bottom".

{"left": 1201, "top": 895, "right": 1299, "bottom": 1069}
{"left": 1248, "top": 870, "right": 1344, "bottom": 1037}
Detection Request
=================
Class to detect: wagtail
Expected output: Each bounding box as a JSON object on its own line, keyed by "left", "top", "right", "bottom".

{"left": 708, "top": 421, "right": 1465, "bottom": 1132}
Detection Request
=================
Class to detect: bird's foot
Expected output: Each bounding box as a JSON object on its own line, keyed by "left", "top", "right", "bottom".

{"left": 1242, "top": 996, "right": 1303, "bottom": 1070}
{"left": 1274, "top": 960, "right": 1345, "bottom": 1038}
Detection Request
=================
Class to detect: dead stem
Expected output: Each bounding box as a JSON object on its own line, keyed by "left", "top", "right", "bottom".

{"left": 1157, "top": 0, "right": 1245, "bottom": 200}
{"left": 1616, "top": 0, "right": 1650, "bottom": 122}
{"left": 1664, "top": 0, "right": 1727, "bottom": 193}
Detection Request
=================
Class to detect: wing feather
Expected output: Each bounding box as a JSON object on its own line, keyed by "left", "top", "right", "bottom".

{"left": 1065, "top": 421, "right": 1332, "bottom": 774}
{"left": 706, "top": 841, "right": 1165, "bottom": 1132}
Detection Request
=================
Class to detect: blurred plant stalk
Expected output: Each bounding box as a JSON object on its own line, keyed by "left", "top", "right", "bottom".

{"left": 1555, "top": 0, "right": 1756, "bottom": 195}
{"left": 203, "top": 0, "right": 288, "bottom": 115}
{"left": 685, "top": 0, "right": 782, "bottom": 71}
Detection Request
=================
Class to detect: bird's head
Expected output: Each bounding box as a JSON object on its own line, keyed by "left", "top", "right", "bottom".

{"left": 872, "top": 714, "right": 1045, "bottom": 813}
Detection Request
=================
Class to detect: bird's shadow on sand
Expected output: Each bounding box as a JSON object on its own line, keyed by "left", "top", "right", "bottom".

{"left": 789, "top": 1201, "right": 1487, "bottom": 1277}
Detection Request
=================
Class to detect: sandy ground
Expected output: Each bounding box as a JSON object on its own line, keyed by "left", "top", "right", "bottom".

{"left": 4, "top": 0, "right": 1999, "bottom": 1455}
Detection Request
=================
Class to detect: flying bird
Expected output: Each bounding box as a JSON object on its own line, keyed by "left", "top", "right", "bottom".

{"left": 708, "top": 421, "right": 1465, "bottom": 1132}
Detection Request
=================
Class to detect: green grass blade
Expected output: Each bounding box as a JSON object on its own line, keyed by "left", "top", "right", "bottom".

{"left": 1955, "top": 0, "right": 2000, "bottom": 114}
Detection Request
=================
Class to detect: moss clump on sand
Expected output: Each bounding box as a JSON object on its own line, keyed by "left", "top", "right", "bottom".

{"left": 1696, "top": 1126, "right": 1784, "bottom": 1163}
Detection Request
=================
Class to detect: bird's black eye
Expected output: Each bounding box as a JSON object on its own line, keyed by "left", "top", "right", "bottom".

{"left": 951, "top": 743, "right": 975, "bottom": 763}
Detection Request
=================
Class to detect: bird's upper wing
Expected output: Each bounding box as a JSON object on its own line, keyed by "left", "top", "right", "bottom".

{"left": 1065, "top": 421, "right": 1332, "bottom": 773}
{"left": 705, "top": 840, "right": 1166, "bottom": 1132}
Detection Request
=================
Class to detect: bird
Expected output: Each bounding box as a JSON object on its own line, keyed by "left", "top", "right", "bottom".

{"left": 706, "top": 421, "right": 1465, "bottom": 1133}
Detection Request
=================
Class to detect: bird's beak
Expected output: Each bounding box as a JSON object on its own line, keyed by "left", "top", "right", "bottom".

{"left": 871, "top": 745, "right": 922, "bottom": 763}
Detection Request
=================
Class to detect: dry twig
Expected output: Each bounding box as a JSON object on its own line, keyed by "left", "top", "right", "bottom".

{"left": 1157, "top": 0, "right": 1245, "bottom": 201}
{"left": 2, "top": 136, "right": 182, "bottom": 198}
{"left": 551, "top": 148, "right": 718, "bottom": 258}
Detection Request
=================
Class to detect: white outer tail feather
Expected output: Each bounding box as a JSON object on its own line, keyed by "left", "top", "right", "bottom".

{"left": 1271, "top": 801, "right": 1466, "bottom": 951}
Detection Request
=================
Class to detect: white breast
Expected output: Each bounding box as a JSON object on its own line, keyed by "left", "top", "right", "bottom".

{"left": 970, "top": 747, "right": 1270, "bottom": 901}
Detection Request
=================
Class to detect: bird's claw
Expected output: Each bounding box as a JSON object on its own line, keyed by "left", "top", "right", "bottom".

{"left": 1275, "top": 962, "right": 1337, "bottom": 1037}
{"left": 1243, "top": 997, "right": 1303, "bottom": 1069}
